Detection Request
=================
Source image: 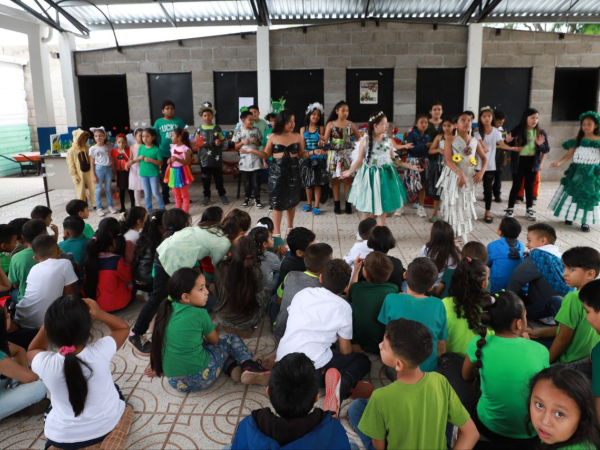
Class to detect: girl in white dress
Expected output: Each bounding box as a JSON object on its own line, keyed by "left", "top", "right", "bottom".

{"left": 126, "top": 128, "right": 145, "bottom": 207}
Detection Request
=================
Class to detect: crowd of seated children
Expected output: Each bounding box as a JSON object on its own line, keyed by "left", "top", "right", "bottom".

{"left": 417, "top": 219, "right": 459, "bottom": 289}
{"left": 487, "top": 217, "right": 525, "bottom": 291}
{"left": 343, "top": 217, "right": 376, "bottom": 265}
{"left": 435, "top": 241, "right": 489, "bottom": 299}
{"left": 358, "top": 225, "right": 405, "bottom": 292}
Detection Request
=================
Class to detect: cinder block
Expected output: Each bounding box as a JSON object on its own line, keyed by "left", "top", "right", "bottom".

{"left": 409, "top": 43, "right": 433, "bottom": 55}
{"left": 418, "top": 55, "right": 443, "bottom": 67}
{"left": 324, "top": 80, "right": 344, "bottom": 94}
{"left": 531, "top": 78, "right": 555, "bottom": 90}
{"left": 96, "top": 63, "right": 119, "bottom": 75}
{"left": 484, "top": 55, "right": 510, "bottom": 67}
{"left": 543, "top": 43, "right": 567, "bottom": 54}
{"left": 228, "top": 58, "right": 250, "bottom": 70}
{"left": 269, "top": 57, "right": 283, "bottom": 69}
{"left": 386, "top": 43, "right": 409, "bottom": 55}
{"left": 282, "top": 57, "right": 306, "bottom": 69}
{"left": 191, "top": 48, "right": 213, "bottom": 60}
{"left": 556, "top": 54, "right": 580, "bottom": 66}
{"left": 591, "top": 42, "right": 600, "bottom": 54}
{"left": 530, "top": 89, "right": 553, "bottom": 103}
{"left": 139, "top": 61, "right": 161, "bottom": 73}
{"left": 351, "top": 56, "right": 374, "bottom": 67}
{"left": 394, "top": 79, "right": 416, "bottom": 91}
{"left": 433, "top": 43, "right": 455, "bottom": 55}
{"left": 338, "top": 43, "right": 362, "bottom": 55}
{"left": 508, "top": 55, "right": 533, "bottom": 67}
{"left": 377, "top": 55, "right": 397, "bottom": 67}
{"left": 128, "top": 96, "right": 148, "bottom": 108}
{"left": 192, "top": 70, "right": 212, "bottom": 82}
{"left": 104, "top": 50, "right": 125, "bottom": 62}
{"left": 317, "top": 45, "right": 340, "bottom": 57}
{"left": 270, "top": 33, "right": 282, "bottom": 46}
{"left": 146, "top": 49, "right": 168, "bottom": 61}
{"left": 81, "top": 52, "right": 104, "bottom": 63}
{"left": 249, "top": 59, "right": 257, "bottom": 70}
{"left": 162, "top": 61, "right": 183, "bottom": 72}
{"left": 305, "top": 56, "right": 328, "bottom": 69}
{"left": 374, "top": 32, "right": 397, "bottom": 44}
{"left": 169, "top": 48, "right": 191, "bottom": 60}
{"left": 385, "top": 22, "right": 411, "bottom": 31}
{"left": 395, "top": 104, "right": 416, "bottom": 115}
{"left": 293, "top": 46, "right": 316, "bottom": 58}
{"left": 271, "top": 46, "right": 290, "bottom": 58}
{"left": 509, "top": 30, "right": 535, "bottom": 42}
{"left": 360, "top": 43, "right": 381, "bottom": 55}
{"left": 327, "top": 32, "right": 352, "bottom": 44}
{"left": 567, "top": 42, "right": 591, "bottom": 54}
{"left": 579, "top": 54, "right": 600, "bottom": 67}
{"left": 283, "top": 32, "right": 305, "bottom": 45}
{"left": 202, "top": 36, "right": 225, "bottom": 48}
{"left": 496, "top": 42, "right": 521, "bottom": 54}
{"left": 213, "top": 47, "right": 237, "bottom": 59}
{"left": 397, "top": 90, "right": 416, "bottom": 103}
{"left": 76, "top": 63, "right": 97, "bottom": 75}
{"left": 204, "top": 60, "right": 228, "bottom": 71}
{"left": 399, "top": 31, "right": 424, "bottom": 43}
{"left": 124, "top": 49, "right": 146, "bottom": 62}
{"left": 520, "top": 43, "right": 545, "bottom": 55}
{"left": 306, "top": 31, "right": 327, "bottom": 45}
{"left": 351, "top": 32, "right": 374, "bottom": 44}
{"left": 127, "top": 84, "right": 148, "bottom": 96}
{"left": 182, "top": 60, "right": 205, "bottom": 72}
{"left": 235, "top": 46, "right": 256, "bottom": 59}
{"left": 535, "top": 32, "right": 559, "bottom": 42}
{"left": 117, "top": 62, "right": 139, "bottom": 73}
{"left": 443, "top": 55, "right": 467, "bottom": 67}
{"left": 327, "top": 56, "right": 352, "bottom": 67}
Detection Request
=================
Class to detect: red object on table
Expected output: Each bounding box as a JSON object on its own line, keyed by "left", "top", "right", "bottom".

{"left": 11, "top": 152, "right": 41, "bottom": 162}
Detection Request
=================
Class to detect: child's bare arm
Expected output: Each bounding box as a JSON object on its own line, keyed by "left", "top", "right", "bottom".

{"left": 455, "top": 418, "right": 479, "bottom": 449}
{"left": 338, "top": 336, "right": 352, "bottom": 355}
{"left": 549, "top": 325, "right": 574, "bottom": 363}
{"left": 437, "top": 340, "right": 446, "bottom": 357}
{"left": 462, "top": 355, "right": 476, "bottom": 381}
{"left": 372, "top": 439, "right": 386, "bottom": 450}
{"left": 204, "top": 329, "right": 219, "bottom": 346}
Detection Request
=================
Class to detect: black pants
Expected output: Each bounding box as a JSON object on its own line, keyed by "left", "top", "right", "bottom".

{"left": 509, "top": 156, "right": 536, "bottom": 209}
{"left": 483, "top": 171, "right": 496, "bottom": 211}
{"left": 318, "top": 350, "right": 371, "bottom": 389}
{"left": 493, "top": 150, "right": 505, "bottom": 198}
{"left": 132, "top": 254, "right": 169, "bottom": 336}
{"left": 243, "top": 169, "right": 261, "bottom": 200}
{"left": 439, "top": 353, "right": 479, "bottom": 414}
{"left": 7, "top": 327, "right": 39, "bottom": 350}
{"left": 119, "top": 188, "right": 135, "bottom": 210}
{"left": 201, "top": 166, "right": 226, "bottom": 198}
{"left": 160, "top": 163, "right": 170, "bottom": 204}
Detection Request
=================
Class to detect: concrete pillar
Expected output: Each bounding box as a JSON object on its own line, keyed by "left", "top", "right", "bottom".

{"left": 256, "top": 26, "right": 271, "bottom": 115}
{"left": 464, "top": 23, "right": 483, "bottom": 121}
{"left": 59, "top": 31, "right": 81, "bottom": 133}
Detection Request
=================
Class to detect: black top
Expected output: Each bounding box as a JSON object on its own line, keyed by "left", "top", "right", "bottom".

{"left": 273, "top": 143, "right": 299, "bottom": 157}
{"left": 252, "top": 407, "right": 327, "bottom": 447}
{"left": 277, "top": 253, "right": 306, "bottom": 287}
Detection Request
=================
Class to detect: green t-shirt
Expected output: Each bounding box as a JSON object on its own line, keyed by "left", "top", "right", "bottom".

{"left": 556, "top": 441, "right": 596, "bottom": 450}
{"left": 7, "top": 248, "right": 37, "bottom": 302}
{"left": 442, "top": 296, "right": 494, "bottom": 358}
{"left": 358, "top": 372, "right": 470, "bottom": 449}
{"left": 154, "top": 117, "right": 186, "bottom": 157}
{"left": 467, "top": 335, "right": 549, "bottom": 438}
{"left": 520, "top": 129, "right": 538, "bottom": 157}
{"left": 82, "top": 223, "right": 94, "bottom": 240}
{"left": 379, "top": 293, "right": 448, "bottom": 372}
{"left": 592, "top": 342, "right": 600, "bottom": 397}
{"left": 163, "top": 301, "right": 215, "bottom": 378}
{"left": 58, "top": 237, "right": 89, "bottom": 266}
{"left": 138, "top": 145, "right": 163, "bottom": 178}
{"left": 0, "top": 253, "right": 10, "bottom": 275}
{"left": 349, "top": 281, "right": 398, "bottom": 353}
{"left": 556, "top": 291, "right": 600, "bottom": 364}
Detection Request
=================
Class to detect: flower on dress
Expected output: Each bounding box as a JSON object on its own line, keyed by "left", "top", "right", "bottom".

{"left": 470, "top": 157, "right": 477, "bottom": 166}
{"left": 452, "top": 154, "right": 462, "bottom": 163}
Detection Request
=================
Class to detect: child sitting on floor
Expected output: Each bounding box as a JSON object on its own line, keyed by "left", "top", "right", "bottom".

{"left": 120, "top": 206, "right": 147, "bottom": 245}
{"left": 417, "top": 220, "right": 459, "bottom": 289}
{"left": 8, "top": 219, "right": 47, "bottom": 302}
{"left": 487, "top": 217, "right": 525, "bottom": 291}
{"left": 348, "top": 319, "right": 478, "bottom": 450}
{"left": 58, "top": 216, "right": 89, "bottom": 280}
{"left": 343, "top": 217, "right": 376, "bottom": 265}
{"left": 581, "top": 279, "right": 600, "bottom": 385}
{"left": 249, "top": 226, "right": 281, "bottom": 293}
{"left": 276, "top": 227, "right": 316, "bottom": 287}
{"left": 6, "top": 218, "right": 29, "bottom": 258}
{"left": 232, "top": 352, "right": 353, "bottom": 450}
{"left": 30, "top": 205, "right": 59, "bottom": 242}
{"left": 66, "top": 199, "right": 95, "bottom": 239}
{"left": 257, "top": 217, "right": 287, "bottom": 258}
{"left": 435, "top": 241, "right": 489, "bottom": 299}
{"left": 360, "top": 226, "right": 405, "bottom": 292}
{"left": 131, "top": 209, "right": 165, "bottom": 294}
{"left": 0, "top": 224, "right": 17, "bottom": 278}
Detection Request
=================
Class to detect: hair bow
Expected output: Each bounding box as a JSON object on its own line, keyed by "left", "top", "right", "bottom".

{"left": 59, "top": 345, "right": 76, "bottom": 356}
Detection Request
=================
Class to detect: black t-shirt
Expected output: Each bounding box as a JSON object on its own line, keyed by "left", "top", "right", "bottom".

{"left": 253, "top": 407, "right": 327, "bottom": 447}
{"left": 277, "top": 254, "right": 306, "bottom": 287}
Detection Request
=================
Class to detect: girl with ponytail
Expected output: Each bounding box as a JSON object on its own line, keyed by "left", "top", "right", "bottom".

{"left": 249, "top": 225, "right": 281, "bottom": 292}
{"left": 340, "top": 111, "right": 421, "bottom": 226}
{"left": 28, "top": 295, "right": 129, "bottom": 448}
{"left": 459, "top": 291, "right": 549, "bottom": 446}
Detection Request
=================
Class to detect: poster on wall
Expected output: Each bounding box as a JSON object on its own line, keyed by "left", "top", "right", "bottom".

{"left": 360, "top": 80, "right": 378, "bottom": 104}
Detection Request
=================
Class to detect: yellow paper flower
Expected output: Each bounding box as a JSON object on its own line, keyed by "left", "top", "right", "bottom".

{"left": 452, "top": 154, "right": 462, "bottom": 163}
{"left": 470, "top": 157, "right": 477, "bottom": 166}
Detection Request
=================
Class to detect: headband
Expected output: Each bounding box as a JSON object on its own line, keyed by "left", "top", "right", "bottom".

{"left": 305, "top": 102, "right": 325, "bottom": 115}
{"left": 368, "top": 111, "right": 385, "bottom": 123}
{"left": 480, "top": 106, "right": 493, "bottom": 114}
{"left": 90, "top": 126, "right": 106, "bottom": 133}
{"left": 59, "top": 345, "right": 76, "bottom": 356}
{"left": 254, "top": 223, "right": 269, "bottom": 229}
{"left": 579, "top": 111, "right": 600, "bottom": 125}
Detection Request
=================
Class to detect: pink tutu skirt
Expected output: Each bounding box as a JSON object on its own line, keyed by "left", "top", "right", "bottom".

{"left": 165, "top": 164, "right": 194, "bottom": 188}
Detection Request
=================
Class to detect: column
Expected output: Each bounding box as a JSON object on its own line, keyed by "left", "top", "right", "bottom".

{"left": 256, "top": 26, "right": 271, "bottom": 116}
{"left": 464, "top": 23, "right": 483, "bottom": 121}
{"left": 59, "top": 31, "right": 81, "bottom": 133}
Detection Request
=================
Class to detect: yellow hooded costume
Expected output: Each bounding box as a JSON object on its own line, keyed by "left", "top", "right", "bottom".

{"left": 67, "top": 128, "right": 96, "bottom": 207}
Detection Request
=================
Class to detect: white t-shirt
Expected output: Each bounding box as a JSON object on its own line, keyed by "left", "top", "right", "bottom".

{"left": 474, "top": 127, "right": 503, "bottom": 171}
{"left": 89, "top": 145, "right": 112, "bottom": 166}
{"left": 123, "top": 229, "right": 140, "bottom": 244}
{"left": 32, "top": 336, "right": 125, "bottom": 443}
{"left": 15, "top": 258, "right": 78, "bottom": 329}
{"left": 343, "top": 241, "right": 373, "bottom": 266}
{"left": 276, "top": 287, "right": 353, "bottom": 369}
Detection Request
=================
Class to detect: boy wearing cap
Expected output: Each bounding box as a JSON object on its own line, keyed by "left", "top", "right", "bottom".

{"left": 195, "top": 102, "right": 228, "bottom": 205}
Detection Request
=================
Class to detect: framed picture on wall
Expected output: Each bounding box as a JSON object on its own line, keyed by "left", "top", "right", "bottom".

{"left": 360, "top": 80, "right": 378, "bottom": 104}
{"left": 346, "top": 69, "right": 394, "bottom": 123}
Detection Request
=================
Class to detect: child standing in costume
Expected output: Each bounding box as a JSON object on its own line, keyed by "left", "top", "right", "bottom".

{"left": 427, "top": 117, "right": 455, "bottom": 223}
{"left": 406, "top": 114, "right": 431, "bottom": 218}
{"left": 112, "top": 134, "right": 134, "bottom": 213}
{"left": 300, "top": 103, "right": 328, "bottom": 216}
{"left": 89, "top": 127, "right": 116, "bottom": 216}
{"left": 67, "top": 129, "right": 95, "bottom": 209}
{"left": 166, "top": 128, "right": 194, "bottom": 213}
{"left": 323, "top": 101, "right": 360, "bottom": 215}
{"left": 436, "top": 112, "right": 487, "bottom": 243}
{"left": 549, "top": 111, "right": 600, "bottom": 232}
{"left": 341, "top": 112, "right": 421, "bottom": 226}
{"left": 126, "top": 128, "right": 144, "bottom": 207}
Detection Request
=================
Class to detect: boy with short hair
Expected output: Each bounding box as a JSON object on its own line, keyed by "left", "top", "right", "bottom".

{"left": 58, "top": 216, "right": 89, "bottom": 268}
{"left": 12, "top": 235, "right": 78, "bottom": 330}
{"left": 233, "top": 110, "right": 264, "bottom": 208}
{"left": 273, "top": 243, "right": 333, "bottom": 341}
{"left": 248, "top": 104, "right": 268, "bottom": 137}
{"left": 348, "top": 251, "right": 398, "bottom": 353}
{"left": 232, "top": 352, "right": 352, "bottom": 449}
{"left": 7, "top": 218, "right": 29, "bottom": 258}
{"left": 66, "top": 199, "right": 94, "bottom": 239}
{"left": 0, "top": 224, "right": 18, "bottom": 276}
{"left": 30, "top": 205, "right": 58, "bottom": 242}
{"left": 487, "top": 216, "right": 525, "bottom": 291}
{"left": 276, "top": 227, "right": 316, "bottom": 287}
{"left": 378, "top": 257, "right": 447, "bottom": 373}
{"left": 8, "top": 219, "right": 47, "bottom": 302}
{"left": 527, "top": 246, "right": 600, "bottom": 364}
{"left": 579, "top": 279, "right": 600, "bottom": 403}
{"left": 153, "top": 99, "right": 186, "bottom": 205}
{"left": 343, "top": 217, "right": 377, "bottom": 266}
{"left": 348, "top": 319, "right": 478, "bottom": 450}
{"left": 276, "top": 259, "right": 372, "bottom": 416}
{"left": 508, "top": 223, "right": 572, "bottom": 321}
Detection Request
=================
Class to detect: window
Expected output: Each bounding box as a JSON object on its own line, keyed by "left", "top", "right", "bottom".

{"left": 148, "top": 72, "right": 194, "bottom": 125}
{"left": 552, "top": 68, "right": 599, "bottom": 122}
{"left": 416, "top": 69, "right": 465, "bottom": 117}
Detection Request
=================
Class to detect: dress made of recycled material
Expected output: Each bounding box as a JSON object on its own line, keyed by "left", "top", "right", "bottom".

{"left": 269, "top": 143, "right": 301, "bottom": 211}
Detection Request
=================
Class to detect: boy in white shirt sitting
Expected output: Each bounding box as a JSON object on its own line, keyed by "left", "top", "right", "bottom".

{"left": 343, "top": 217, "right": 376, "bottom": 265}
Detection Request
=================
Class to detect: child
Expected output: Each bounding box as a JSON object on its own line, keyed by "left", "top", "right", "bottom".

{"left": 111, "top": 133, "right": 134, "bottom": 213}
{"left": 426, "top": 101, "right": 444, "bottom": 138}
{"left": 28, "top": 295, "right": 130, "bottom": 448}
{"left": 214, "top": 236, "right": 270, "bottom": 337}
{"left": 150, "top": 268, "right": 270, "bottom": 390}
{"left": 418, "top": 219, "right": 460, "bottom": 288}
{"left": 257, "top": 217, "right": 287, "bottom": 257}
{"left": 153, "top": 100, "right": 186, "bottom": 205}
{"left": 66, "top": 128, "right": 95, "bottom": 208}
{"left": 248, "top": 104, "right": 268, "bottom": 136}
{"left": 435, "top": 241, "right": 488, "bottom": 299}
{"left": 505, "top": 108, "right": 550, "bottom": 222}
{"left": 348, "top": 319, "right": 478, "bottom": 450}
{"left": 528, "top": 365, "right": 600, "bottom": 449}
{"left": 276, "top": 227, "right": 316, "bottom": 287}
{"left": 342, "top": 111, "right": 420, "bottom": 225}
{"left": 126, "top": 127, "right": 145, "bottom": 207}
{"left": 378, "top": 257, "right": 446, "bottom": 373}
{"left": 459, "top": 292, "right": 549, "bottom": 446}
{"left": 131, "top": 209, "right": 165, "bottom": 294}
{"left": 274, "top": 243, "right": 333, "bottom": 341}
{"left": 30, "top": 205, "right": 59, "bottom": 241}
{"left": 508, "top": 223, "right": 572, "bottom": 321}
{"left": 406, "top": 114, "right": 432, "bottom": 217}
{"left": 167, "top": 127, "right": 194, "bottom": 212}
{"left": 120, "top": 206, "right": 147, "bottom": 245}
{"left": 436, "top": 112, "right": 487, "bottom": 242}
{"left": 580, "top": 279, "right": 600, "bottom": 398}
{"left": 300, "top": 102, "right": 328, "bottom": 215}
{"left": 7, "top": 218, "right": 29, "bottom": 257}
{"left": 427, "top": 116, "right": 455, "bottom": 223}
{"left": 492, "top": 109, "right": 508, "bottom": 201}
{"left": 527, "top": 246, "right": 600, "bottom": 364}
{"left": 0, "top": 224, "right": 17, "bottom": 276}
{"left": 276, "top": 259, "right": 371, "bottom": 412}
{"left": 89, "top": 126, "right": 116, "bottom": 216}
{"left": 8, "top": 219, "right": 47, "bottom": 302}
{"left": 323, "top": 101, "right": 361, "bottom": 215}
{"left": 233, "top": 110, "right": 264, "bottom": 208}
{"left": 58, "top": 215, "right": 89, "bottom": 269}
{"left": 249, "top": 226, "right": 281, "bottom": 293}
{"left": 348, "top": 251, "right": 398, "bottom": 353}
{"left": 66, "top": 199, "right": 95, "bottom": 239}
{"left": 136, "top": 128, "right": 164, "bottom": 210}
{"left": 83, "top": 230, "right": 133, "bottom": 312}
{"left": 487, "top": 216, "right": 525, "bottom": 291}
{"left": 475, "top": 106, "right": 523, "bottom": 223}
{"left": 13, "top": 235, "right": 78, "bottom": 330}
{"left": 232, "top": 352, "right": 352, "bottom": 449}
{"left": 343, "top": 217, "right": 376, "bottom": 265}
{"left": 198, "top": 206, "right": 225, "bottom": 285}
{"left": 549, "top": 110, "right": 600, "bottom": 232}
{"left": 361, "top": 225, "right": 405, "bottom": 292}
{"left": 195, "top": 102, "right": 228, "bottom": 205}
{"left": 98, "top": 216, "right": 128, "bottom": 262}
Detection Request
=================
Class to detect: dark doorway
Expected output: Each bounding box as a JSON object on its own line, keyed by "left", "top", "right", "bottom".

{"left": 271, "top": 69, "right": 324, "bottom": 131}
{"left": 346, "top": 68, "right": 394, "bottom": 124}
{"left": 552, "top": 68, "right": 599, "bottom": 122}
{"left": 78, "top": 75, "right": 130, "bottom": 134}
{"left": 148, "top": 72, "right": 194, "bottom": 126}
{"left": 480, "top": 68, "right": 531, "bottom": 132}
{"left": 416, "top": 68, "right": 466, "bottom": 118}
{"left": 214, "top": 71, "right": 258, "bottom": 125}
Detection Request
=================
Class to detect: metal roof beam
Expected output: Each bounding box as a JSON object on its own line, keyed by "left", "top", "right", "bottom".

{"left": 361, "top": 0, "right": 371, "bottom": 26}
{"left": 159, "top": 3, "right": 176, "bottom": 27}
{"left": 459, "top": 0, "right": 482, "bottom": 25}
{"left": 474, "top": 0, "right": 503, "bottom": 23}
{"left": 46, "top": 0, "right": 90, "bottom": 35}
{"left": 10, "top": 0, "right": 66, "bottom": 31}
{"left": 257, "top": 0, "right": 270, "bottom": 26}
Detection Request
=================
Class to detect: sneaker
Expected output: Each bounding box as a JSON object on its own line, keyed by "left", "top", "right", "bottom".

{"left": 312, "top": 207, "right": 321, "bottom": 216}
{"left": 127, "top": 334, "right": 152, "bottom": 355}
{"left": 97, "top": 208, "right": 106, "bottom": 217}
{"left": 417, "top": 206, "right": 427, "bottom": 218}
{"left": 17, "top": 398, "right": 51, "bottom": 417}
{"left": 119, "top": 208, "right": 126, "bottom": 214}
{"left": 526, "top": 208, "right": 536, "bottom": 222}
{"left": 505, "top": 208, "right": 514, "bottom": 218}
{"left": 108, "top": 206, "right": 118, "bottom": 214}
{"left": 301, "top": 204, "right": 312, "bottom": 212}
{"left": 255, "top": 200, "right": 264, "bottom": 209}
{"left": 394, "top": 209, "right": 403, "bottom": 217}
{"left": 323, "top": 368, "right": 342, "bottom": 417}
{"left": 220, "top": 195, "right": 229, "bottom": 205}
{"left": 240, "top": 359, "right": 270, "bottom": 386}
{"left": 582, "top": 224, "right": 590, "bottom": 232}
{"left": 350, "top": 381, "right": 375, "bottom": 400}
{"left": 201, "top": 197, "right": 210, "bottom": 206}
{"left": 227, "top": 363, "right": 242, "bottom": 383}
{"left": 241, "top": 198, "right": 251, "bottom": 207}
{"left": 413, "top": 202, "right": 419, "bottom": 209}
{"left": 565, "top": 220, "right": 573, "bottom": 226}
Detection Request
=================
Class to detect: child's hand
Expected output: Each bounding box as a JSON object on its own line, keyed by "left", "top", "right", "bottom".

{"left": 93, "top": 175, "right": 98, "bottom": 184}
{"left": 340, "top": 170, "right": 352, "bottom": 179}
{"left": 352, "top": 344, "right": 364, "bottom": 353}
{"left": 263, "top": 160, "right": 268, "bottom": 169}
{"left": 353, "top": 254, "right": 364, "bottom": 272}
{"left": 535, "top": 134, "right": 546, "bottom": 147}
{"left": 167, "top": 158, "right": 172, "bottom": 164}
{"left": 505, "top": 132, "right": 514, "bottom": 143}
{"left": 550, "top": 161, "right": 561, "bottom": 168}
{"left": 82, "top": 297, "right": 101, "bottom": 318}
{"left": 524, "top": 328, "right": 539, "bottom": 339}
{"left": 50, "top": 223, "right": 59, "bottom": 236}
{"left": 274, "top": 245, "right": 288, "bottom": 258}
{"left": 404, "top": 143, "right": 414, "bottom": 150}
{"left": 522, "top": 331, "right": 531, "bottom": 340}
{"left": 482, "top": 145, "right": 489, "bottom": 154}
{"left": 314, "top": 149, "right": 323, "bottom": 156}
{"left": 473, "top": 171, "right": 484, "bottom": 184}
{"left": 407, "top": 164, "right": 423, "bottom": 172}
{"left": 457, "top": 171, "right": 467, "bottom": 188}
{"left": 143, "top": 366, "right": 157, "bottom": 377}
{"left": 215, "top": 138, "right": 224, "bottom": 146}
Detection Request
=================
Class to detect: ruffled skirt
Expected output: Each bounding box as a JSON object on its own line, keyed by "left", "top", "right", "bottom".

{"left": 548, "top": 163, "right": 600, "bottom": 224}
{"left": 426, "top": 154, "right": 445, "bottom": 200}
{"left": 269, "top": 157, "right": 301, "bottom": 211}
{"left": 436, "top": 165, "right": 477, "bottom": 236}
{"left": 348, "top": 164, "right": 407, "bottom": 216}
{"left": 166, "top": 165, "right": 194, "bottom": 188}
{"left": 404, "top": 157, "right": 428, "bottom": 201}
{"left": 327, "top": 149, "right": 352, "bottom": 179}
{"left": 300, "top": 156, "right": 329, "bottom": 188}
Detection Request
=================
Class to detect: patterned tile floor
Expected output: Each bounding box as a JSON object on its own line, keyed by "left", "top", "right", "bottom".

{"left": 0, "top": 176, "right": 598, "bottom": 449}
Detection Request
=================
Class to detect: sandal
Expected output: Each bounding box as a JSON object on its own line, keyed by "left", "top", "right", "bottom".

{"left": 429, "top": 216, "right": 437, "bottom": 223}
{"left": 485, "top": 214, "right": 493, "bottom": 224}
{"left": 312, "top": 207, "right": 321, "bottom": 215}
{"left": 301, "top": 204, "right": 312, "bottom": 212}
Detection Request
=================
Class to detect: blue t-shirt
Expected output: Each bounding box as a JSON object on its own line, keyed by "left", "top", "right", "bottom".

{"left": 59, "top": 237, "right": 89, "bottom": 266}
{"left": 378, "top": 293, "right": 448, "bottom": 372}
{"left": 487, "top": 238, "right": 524, "bottom": 292}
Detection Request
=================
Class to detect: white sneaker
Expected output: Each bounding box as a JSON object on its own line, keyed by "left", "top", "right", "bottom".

{"left": 417, "top": 206, "right": 427, "bottom": 218}
{"left": 412, "top": 202, "right": 419, "bottom": 209}
{"left": 526, "top": 208, "right": 536, "bottom": 222}
{"left": 394, "top": 208, "right": 403, "bottom": 217}
{"left": 97, "top": 209, "right": 106, "bottom": 217}
{"left": 108, "top": 206, "right": 118, "bottom": 214}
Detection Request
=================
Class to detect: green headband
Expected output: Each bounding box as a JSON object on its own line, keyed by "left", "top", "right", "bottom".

{"left": 579, "top": 111, "right": 600, "bottom": 125}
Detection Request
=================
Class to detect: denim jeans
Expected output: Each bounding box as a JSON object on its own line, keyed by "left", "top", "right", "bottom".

{"left": 94, "top": 164, "right": 113, "bottom": 209}
{"left": 141, "top": 176, "right": 165, "bottom": 210}
{"left": 348, "top": 399, "right": 375, "bottom": 450}
{"left": 526, "top": 295, "right": 563, "bottom": 322}
{"left": 0, "top": 378, "right": 47, "bottom": 421}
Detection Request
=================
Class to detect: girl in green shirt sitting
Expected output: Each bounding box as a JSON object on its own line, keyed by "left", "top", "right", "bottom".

{"left": 149, "top": 268, "right": 270, "bottom": 392}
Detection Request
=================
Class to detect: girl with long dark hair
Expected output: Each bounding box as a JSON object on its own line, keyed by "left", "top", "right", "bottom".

{"left": 131, "top": 209, "right": 165, "bottom": 293}
{"left": 417, "top": 219, "right": 460, "bottom": 288}
{"left": 299, "top": 102, "right": 328, "bottom": 215}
